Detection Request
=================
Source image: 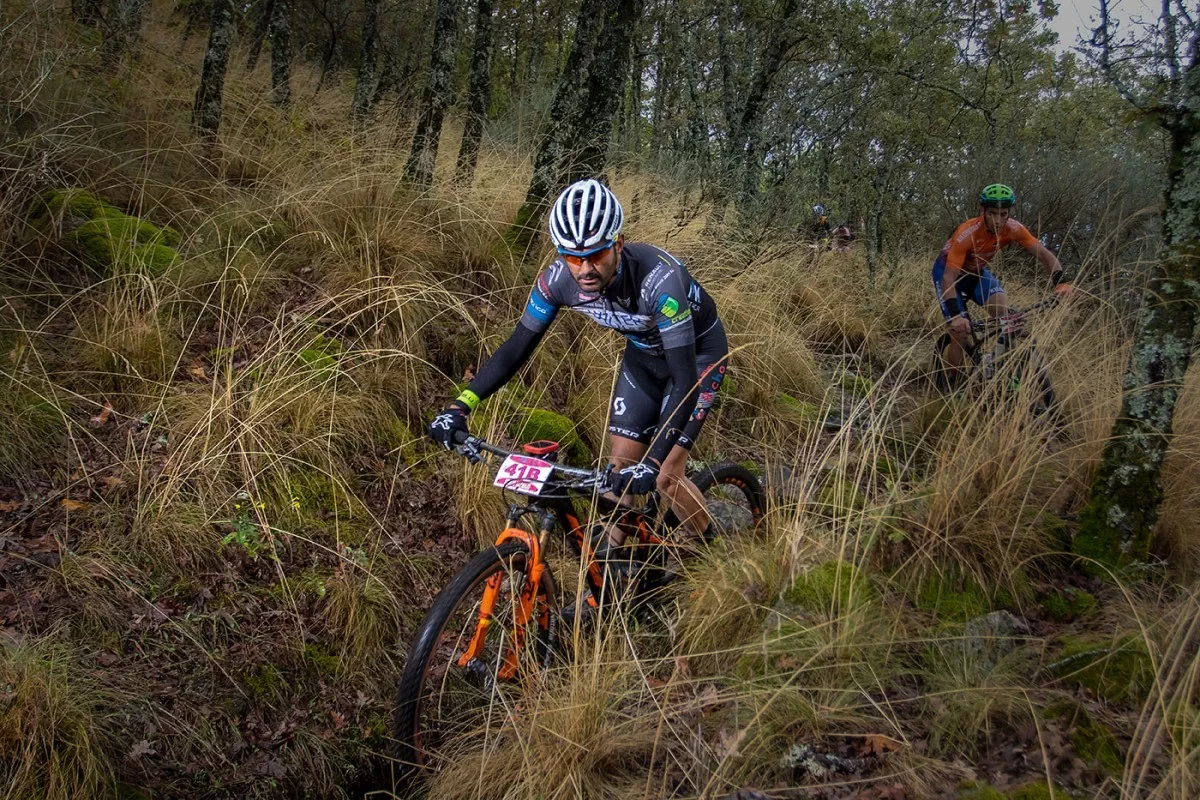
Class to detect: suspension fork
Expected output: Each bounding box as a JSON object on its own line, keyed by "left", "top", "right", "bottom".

{"left": 455, "top": 510, "right": 555, "bottom": 680}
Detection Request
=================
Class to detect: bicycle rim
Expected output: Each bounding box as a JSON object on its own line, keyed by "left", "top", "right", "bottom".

{"left": 393, "top": 541, "right": 559, "bottom": 775}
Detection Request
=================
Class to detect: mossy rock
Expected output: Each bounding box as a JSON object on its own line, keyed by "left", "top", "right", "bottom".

{"left": 1046, "top": 635, "right": 1154, "bottom": 706}
{"left": 775, "top": 392, "right": 824, "bottom": 424}
{"left": 30, "top": 188, "right": 115, "bottom": 225}
{"left": 916, "top": 572, "right": 989, "bottom": 622}
{"left": 1006, "top": 780, "right": 1068, "bottom": 799}
{"left": 508, "top": 407, "right": 590, "bottom": 464}
{"left": 65, "top": 212, "right": 181, "bottom": 276}
{"left": 1038, "top": 587, "right": 1097, "bottom": 623}
{"left": 915, "top": 569, "right": 1024, "bottom": 622}
{"left": 839, "top": 372, "right": 873, "bottom": 397}
{"left": 303, "top": 643, "right": 340, "bottom": 677}
{"left": 782, "top": 560, "right": 876, "bottom": 613}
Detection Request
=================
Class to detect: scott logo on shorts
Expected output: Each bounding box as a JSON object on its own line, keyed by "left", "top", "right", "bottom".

{"left": 613, "top": 396, "right": 627, "bottom": 415}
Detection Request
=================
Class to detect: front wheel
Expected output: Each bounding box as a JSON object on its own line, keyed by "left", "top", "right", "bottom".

{"left": 691, "top": 461, "right": 767, "bottom": 538}
{"left": 393, "top": 541, "right": 559, "bottom": 777}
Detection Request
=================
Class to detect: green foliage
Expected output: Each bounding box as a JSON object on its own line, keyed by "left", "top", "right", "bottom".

{"left": 916, "top": 572, "right": 991, "bottom": 622}
{"left": 298, "top": 333, "right": 345, "bottom": 376}
{"left": 508, "top": 407, "right": 590, "bottom": 463}
{"left": 1038, "top": 588, "right": 1097, "bottom": 623}
{"left": 782, "top": 560, "right": 876, "bottom": 613}
{"left": 839, "top": 372, "right": 873, "bottom": 397}
{"left": 244, "top": 663, "right": 284, "bottom": 703}
{"left": 221, "top": 498, "right": 269, "bottom": 560}
{"left": 0, "top": 378, "right": 62, "bottom": 477}
{"left": 1047, "top": 635, "right": 1155, "bottom": 705}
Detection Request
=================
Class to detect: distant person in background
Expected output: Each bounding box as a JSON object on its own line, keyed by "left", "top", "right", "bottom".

{"left": 806, "top": 204, "right": 832, "bottom": 247}
{"left": 832, "top": 222, "right": 854, "bottom": 252}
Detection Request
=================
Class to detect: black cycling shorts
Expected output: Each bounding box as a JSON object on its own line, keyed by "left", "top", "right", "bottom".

{"left": 607, "top": 323, "right": 729, "bottom": 450}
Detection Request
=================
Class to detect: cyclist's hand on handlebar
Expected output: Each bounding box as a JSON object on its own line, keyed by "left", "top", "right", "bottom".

{"left": 609, "top": 462, "right": 659, "bottom": 495}
{"left": 947, "top": 315, "right": 971, "bottom": 336}
{"left": 427, "top": 402, "right": 470, "bottom": 450}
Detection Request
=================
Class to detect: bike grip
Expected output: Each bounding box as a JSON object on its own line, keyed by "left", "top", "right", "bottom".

{"left": 453, "top": 429, "right": 470, "bottom": 445}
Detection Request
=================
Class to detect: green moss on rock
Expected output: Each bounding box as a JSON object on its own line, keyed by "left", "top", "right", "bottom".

{"left": 1047, "top": 635, "right": 1154, "bottom": 705}
{"left": 776, "top": 392, "right": 824, "bottom": 425}
{"left": 916, "top": 572, "right": 990, "bottom": 622}
{"left": 1038, "top": 588, "right": 1097, "bottom": 622}
{"left": 508, "top": 407, "right": 590, "bottom": 463}
{"left": 31, "top": 189, "right": 183, "bottom": 277}
{"left": 783, "top": 560, "right": 875, "bottom": 613}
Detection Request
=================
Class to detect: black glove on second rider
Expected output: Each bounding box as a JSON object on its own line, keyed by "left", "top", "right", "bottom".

{"left": 609, "top": 462, "right": 660, "bottom": 495}
{"left": 427, "top": 402, "right": 470, "bottom": 450}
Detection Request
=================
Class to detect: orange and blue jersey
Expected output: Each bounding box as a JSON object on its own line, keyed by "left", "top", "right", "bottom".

{"left": 932, "top": 215, "right": 1040, "bottom": 319}
{"left": 939, "top": 215, "right": 1039, "bottom": 274}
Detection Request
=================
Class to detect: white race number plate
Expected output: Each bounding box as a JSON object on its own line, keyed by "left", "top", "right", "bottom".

{"left": 492, "top": 454, "right": 553, "bottom": 496}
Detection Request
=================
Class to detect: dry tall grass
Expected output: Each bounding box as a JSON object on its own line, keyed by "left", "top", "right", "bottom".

{"left": 1, "top": 3, "right": 1197, "bottom": 799}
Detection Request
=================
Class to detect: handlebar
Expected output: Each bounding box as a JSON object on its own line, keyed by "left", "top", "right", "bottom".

{"left": 971, "top": 296, "right": 1059, "bottom": 335}
{"left": 452, "top": 431, "right": 610, "bottom": 490}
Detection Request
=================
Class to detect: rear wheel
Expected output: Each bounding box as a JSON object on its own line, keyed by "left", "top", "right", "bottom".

{"left": 393, "top": 541, "right": 559, "bottom": 777}
{"left": 691, "top": 462, "right": 767, "bottom": 538}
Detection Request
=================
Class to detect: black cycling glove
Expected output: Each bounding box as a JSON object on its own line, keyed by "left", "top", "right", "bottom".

{"left": 427, "top": 402, "right": 469, "bottom": 450}
{"left": 609, "top": 462, "right": 659, "bottom": 495}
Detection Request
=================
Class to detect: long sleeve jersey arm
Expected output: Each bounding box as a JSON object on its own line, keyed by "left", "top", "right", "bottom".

{"left": 461, "top": 279, "right": 562, "bottom": 403}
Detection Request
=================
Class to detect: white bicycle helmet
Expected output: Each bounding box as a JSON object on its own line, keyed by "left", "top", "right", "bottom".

{"left": 548, "top": 179, "right": 624, "bottom": 255}
{"left": 813, "top": 204, "right": 825, "bottom": 215}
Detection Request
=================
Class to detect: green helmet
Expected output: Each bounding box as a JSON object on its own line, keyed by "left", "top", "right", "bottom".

{"left": 979, "top": 183, "right": 1016, "bottom": 208}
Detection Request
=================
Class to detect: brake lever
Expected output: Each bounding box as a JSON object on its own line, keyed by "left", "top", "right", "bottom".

{"left": 455, "top": 439, "right": 484, "bottom": 464}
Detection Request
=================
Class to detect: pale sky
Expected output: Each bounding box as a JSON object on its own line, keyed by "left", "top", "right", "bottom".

{"left": 1047, "top": 0, "right": 1163, "bottom": 51}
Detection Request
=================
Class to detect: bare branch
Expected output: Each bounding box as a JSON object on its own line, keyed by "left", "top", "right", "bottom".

{"left": 1090, "top": 0, "right": 1149, "bottom": 110}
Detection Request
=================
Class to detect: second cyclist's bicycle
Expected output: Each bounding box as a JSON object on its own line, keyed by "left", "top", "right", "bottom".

{"left": 392, "top": 432, "right": 765, "bottom": 777}
{"left": 931, "top": 297, "right": 1059, "bottom": 417}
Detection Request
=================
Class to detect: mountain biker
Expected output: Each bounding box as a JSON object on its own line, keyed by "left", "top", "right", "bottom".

{"left": 426, "top": 179, "right": 728, "bottom": 557}
{"left": 934, "top": 183, "right": 1073, "bottom": 378}
{"left": 807, "top": 204, "right": 832, "bottom": 247}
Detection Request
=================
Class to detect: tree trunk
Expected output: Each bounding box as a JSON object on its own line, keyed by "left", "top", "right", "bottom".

{"left": 403, "top": 0, "right": 459, "bottom": 187}
{"left": 101, "top": 0, "right": 147, "bottom": 67}
{"left": 508, "top": 0, "right": 641, "bottom": 252}
{"left": 570, "top": 0, "right": 643, "bottom": 181}
{"left": 192, "top": 0, "right": 236, "bottom": 140}
{"left": 244, "top": 0, "right": 274, "bottom": 72}
{"left": 269, "top": 0, "right": 292, "bottom": 108}
{"left": 706, "top": 0, "right": 799, "bottom": 231}
{"left": 352, "top": 0, "right": 382, "bottom": 123}
{"left": 1076, "top": 59, "right": 1200, "bottom": 571}
{"left": 455, "top": 0, "right": 495, "bottom": 185}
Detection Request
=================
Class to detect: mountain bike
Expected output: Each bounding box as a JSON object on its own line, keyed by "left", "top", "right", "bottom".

{"left": 930, "top": 297, "right": 1059, "bottom": 416}
{"left": 392, "top": 432, "right": 766, "bottom": 776}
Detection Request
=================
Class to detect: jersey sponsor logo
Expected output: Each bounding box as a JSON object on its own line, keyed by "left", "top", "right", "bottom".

{"left": 525, "top": 287, "right": 556, "bottom": 323}
{"left": 656, "top": 308, "right": 692, "bottom": 330}
{"left": 687, "top": 281, "right": 702, "bottom": 305}
{"left": 657, "top": 294, "right": 680, "bottom": 318}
